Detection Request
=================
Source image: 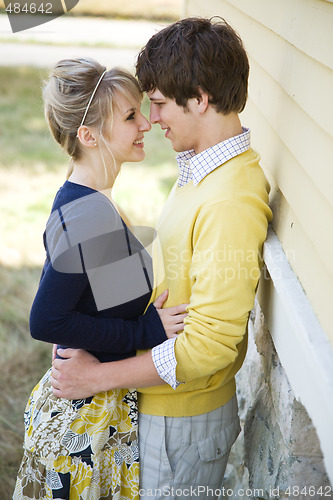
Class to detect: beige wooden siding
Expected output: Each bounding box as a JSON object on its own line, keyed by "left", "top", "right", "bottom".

{"left": 185, "top": 0, "right": 333, "bottom": 342}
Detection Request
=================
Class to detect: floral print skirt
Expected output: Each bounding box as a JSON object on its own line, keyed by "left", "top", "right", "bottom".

{"left": 13, "top": 368, "right": 139, "bottom": 500}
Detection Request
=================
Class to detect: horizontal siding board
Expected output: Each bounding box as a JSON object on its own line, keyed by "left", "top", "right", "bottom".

{"left": 224, "top": 0, "right": 333, "bottom": 70}
{"left": 243, "top": 24, "right": 333, "bottom": 139}
{"left": 248, "top": 58, "right": 333, "bottom": 205}
{"left": 264, "top": 190, "right": 333, "bottom": 339}
{"left": 243, "top": 97, "right": 333, "bottom": 279}
{"left": 186, "top": 0, "right": 333, "bottom": 70}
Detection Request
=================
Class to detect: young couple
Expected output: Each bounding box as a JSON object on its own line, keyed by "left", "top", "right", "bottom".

{"left": 14, "top": 17, "right": 272, "bottom": 500}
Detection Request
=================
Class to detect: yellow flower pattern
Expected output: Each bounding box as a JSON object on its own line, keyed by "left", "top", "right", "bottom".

{"left": 13, "top": 369, "right": 139, "bottom": 499}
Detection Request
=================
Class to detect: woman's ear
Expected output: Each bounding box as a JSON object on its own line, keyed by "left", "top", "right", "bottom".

{"left": 76, "top": 126, "right": 97, "bottom": 148}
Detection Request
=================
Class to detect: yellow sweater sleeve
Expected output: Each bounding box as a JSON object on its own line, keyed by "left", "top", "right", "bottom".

{"left": 175, "top": 197, "right": 270, "bottom": 382}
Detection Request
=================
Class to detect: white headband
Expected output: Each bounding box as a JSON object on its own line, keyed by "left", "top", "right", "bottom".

{"left": 79, "top": 70, "right": 107, "bottom": 128}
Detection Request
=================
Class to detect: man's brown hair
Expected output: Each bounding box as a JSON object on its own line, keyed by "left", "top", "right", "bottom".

{"left": 136, "top": 17, "right": 249, "bottom": 114}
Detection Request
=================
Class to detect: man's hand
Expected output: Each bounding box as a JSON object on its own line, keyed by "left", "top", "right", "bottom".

{"left": 51, "top": 347, "right": 166, "bottom": 399}
{"left": 51, "top": 348, "right": 101, "bottom": 399}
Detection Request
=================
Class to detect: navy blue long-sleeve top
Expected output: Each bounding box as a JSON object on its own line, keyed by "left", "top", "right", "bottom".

{"left": 29, "top": 181, "right": 167, "bottom": 362}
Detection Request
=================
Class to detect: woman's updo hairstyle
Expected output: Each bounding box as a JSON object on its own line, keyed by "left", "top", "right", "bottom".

{"left": 43, "top": 58, "right": 143, "bottom": 161}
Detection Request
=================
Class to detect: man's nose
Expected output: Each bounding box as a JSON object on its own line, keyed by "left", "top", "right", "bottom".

{"left": 149, "top": 105, "right": 160, "bottom": 124}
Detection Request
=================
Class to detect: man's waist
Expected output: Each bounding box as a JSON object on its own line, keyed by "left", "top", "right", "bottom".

{"left": 138, "top": 377, "right": 236, "bottom": 417}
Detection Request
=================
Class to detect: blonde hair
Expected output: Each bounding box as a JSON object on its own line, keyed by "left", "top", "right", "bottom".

{"left": 43, "top": 58, "right": 143, "bottom": 170}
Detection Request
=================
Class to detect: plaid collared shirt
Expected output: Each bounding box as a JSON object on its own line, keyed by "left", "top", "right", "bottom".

{"left": 151, "top": 127, "right": 251, "bottom": 389}
{"left": 177, "top": 127, "right": 250, "bottom": 187}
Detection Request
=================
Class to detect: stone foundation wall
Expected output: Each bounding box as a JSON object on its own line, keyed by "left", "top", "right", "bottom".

{"left": 223, "top": 300, "right": 332, "bottom": 500}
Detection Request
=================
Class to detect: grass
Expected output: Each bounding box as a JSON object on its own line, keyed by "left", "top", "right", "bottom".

{"left": 0, "top": 66, "right": 64, "bottom": 169}
{"left": 0, "top": 65, "right": 178, "bottom": 498}
{"left": 0, "top": 265, "right": 51, "bottom": 500}
{"left": 0, "top": 0, "right": 182, "bottom": 21}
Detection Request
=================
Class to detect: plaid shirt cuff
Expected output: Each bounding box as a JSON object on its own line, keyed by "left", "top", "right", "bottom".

{"left": 151, "top": 338, "right": 181, "bottom": 390}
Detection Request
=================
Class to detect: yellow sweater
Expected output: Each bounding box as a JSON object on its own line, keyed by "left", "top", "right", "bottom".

{"left": 138, "top": 149, "right": 272, "bottom": 416}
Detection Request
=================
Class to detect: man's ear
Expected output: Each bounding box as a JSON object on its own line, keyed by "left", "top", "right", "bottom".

{"left": 76, "top": 126, "right": 97, "bottom": 148}
{"left": 196, "top": 89, "right": 209, "bottom": 114}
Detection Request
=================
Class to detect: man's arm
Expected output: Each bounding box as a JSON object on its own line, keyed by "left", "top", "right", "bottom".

{"left": 51, "top": 348, "right": 165, "bottom": 399}
{"left": 174, "top": 198, "right": 270, "bottom": 383}
{"left": 50, "top": 291, "right": 188, "bottom": 399}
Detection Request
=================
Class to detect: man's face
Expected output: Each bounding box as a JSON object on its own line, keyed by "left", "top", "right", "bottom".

{"left": 148, "top": 89, "right": 200, "bottom": 153}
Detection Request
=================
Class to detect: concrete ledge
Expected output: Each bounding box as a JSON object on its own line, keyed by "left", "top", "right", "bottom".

{"left": 258, "top": 225, "right": 333, "bottom": 483}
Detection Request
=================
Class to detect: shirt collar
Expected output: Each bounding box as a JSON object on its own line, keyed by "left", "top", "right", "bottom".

{"left": 176, "top": 127, "right": 251, "bottom": 187}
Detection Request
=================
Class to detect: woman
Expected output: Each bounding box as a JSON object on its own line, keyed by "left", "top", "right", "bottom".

{"left": 13, "top": 58, "right": 187, "bottom": 500}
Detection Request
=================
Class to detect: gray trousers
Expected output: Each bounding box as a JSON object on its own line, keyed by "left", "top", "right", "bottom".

{"left": 138, "top": 395, "right": 240, "bottom": 500}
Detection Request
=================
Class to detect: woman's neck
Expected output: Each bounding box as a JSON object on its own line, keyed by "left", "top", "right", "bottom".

{"left": 68, "top": 157, "right": 117, "bottom": 196}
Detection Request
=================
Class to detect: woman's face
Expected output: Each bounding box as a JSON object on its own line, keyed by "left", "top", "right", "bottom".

{"left": 102, "top": 93, "right": 151, "bottom": 169}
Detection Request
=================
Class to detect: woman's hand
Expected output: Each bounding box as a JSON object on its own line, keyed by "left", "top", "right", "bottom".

{"left": 153, "top": 290, "right": 189, "bottom": 339}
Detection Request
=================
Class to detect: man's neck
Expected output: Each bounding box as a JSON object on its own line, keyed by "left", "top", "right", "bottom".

{"left": 194, "top": 111, "right": 243, "bottom": 154}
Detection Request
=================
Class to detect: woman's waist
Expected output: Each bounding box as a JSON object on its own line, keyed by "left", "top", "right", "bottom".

{"left": 56, "top": 345, "right": 136, "bottom": 363}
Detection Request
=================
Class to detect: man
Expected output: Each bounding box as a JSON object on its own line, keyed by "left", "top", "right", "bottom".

{"left": 51, "top": 17, "right": 272, "bottom": 499}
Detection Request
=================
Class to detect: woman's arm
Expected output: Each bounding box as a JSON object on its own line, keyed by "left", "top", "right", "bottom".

{"left": 51, "top": 348, "right": 164, "bottom": 399}
{"left": 30, "top": 266, "right": 169, "bottom": 353}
